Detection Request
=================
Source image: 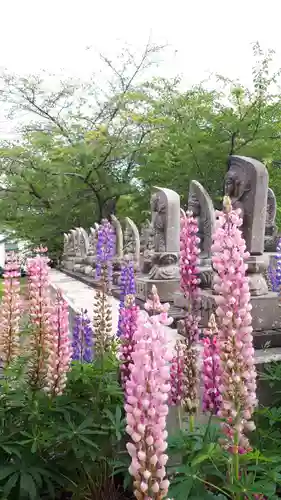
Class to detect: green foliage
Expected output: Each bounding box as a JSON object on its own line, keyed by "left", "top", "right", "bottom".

{"left": 1, "top": 43, "right": 281, "bottom": 256}
{"left": 0, "top": 357, "right": 126, "bottom": 499}
{"left": 167, "top": 420, "right": 281, "bottom": 499}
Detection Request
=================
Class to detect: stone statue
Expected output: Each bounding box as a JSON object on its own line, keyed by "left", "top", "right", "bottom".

{"left": 71, "top": 229, "right": 80, "bottom": 257}
{"left": 265, "top": 188, "right": 277, "bottom": 236}
{"left": 224, "top": 156, "right": 268, "bottom": 255}
{"left": 111, "top": 214, "right": 123, "bottom": 259}
{"left": 145, "top": 187, "right": 180, "bottom": 280}
{"left": 124, "top": 217, "right": 140, "bottom": 266}
{"left": 63, "top": 233, "right": 69, "bottom": 255}
{"left": 79, "top": 228, "right": 89, "bottom": 258}
{"left": 188, "top": 180, "right": 216, "bottom": 259}
{"left": 88, "top": 227, "right": 98, "bottom": 255}
{"left": 151, "top": 186, "right": 180, "bottom": 254}
{"left": 151, "top": 193, "right": 166, "bottom": 252}
{"left": 140, "top": 220, "right": 154, "bottom": 253}
{"left": 264, "top": 188, "right": 278, "bottom": 251}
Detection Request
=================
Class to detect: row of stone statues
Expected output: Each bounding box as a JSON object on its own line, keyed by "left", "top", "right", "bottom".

{"left": 62, "top": 156, "right": 278, "bottom": 293}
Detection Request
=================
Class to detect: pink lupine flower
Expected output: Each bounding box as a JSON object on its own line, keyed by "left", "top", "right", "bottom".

{"left": 201, "top": 314, "right": 222, "bottom": 415}
{"left": 125, "top": 288, "right": 172, "bottom": 499}
{"left": 26, "top": 253, "right": 52, "bottom": 389}
{"left": 0, "top": 252, "right": 21, "bottom": 368}
{"left": 34, "top": 245, "right": 48, "bottom": 254}
{"left": 119, "top": 294, "right": 139, "bottom": 391}
{"left": 211, "top": 196, "right": 257, "bottom": 452}
{"left": 180, "top": 210, "right": 201, "bottom": 311}
{"left": 145, "top": 285, "right": 173, "bottom": 326}
{"left": 171, "top": 211, "right": 201, "bottom": 420}
{"left": 45, "top": 290, "right": 71, "bottom": 396}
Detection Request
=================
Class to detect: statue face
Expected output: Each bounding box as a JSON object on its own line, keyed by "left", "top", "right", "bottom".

{"left": 224, "top": 172, "right": 236, "bottom": 196}
{"left": 188, "top": 194, "right": 200, "bottom": 216}
{"left": 161, "top": 254, "right": 176, "bottom": 265}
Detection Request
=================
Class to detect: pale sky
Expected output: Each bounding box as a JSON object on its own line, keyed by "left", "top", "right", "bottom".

{"left": 1, "top": 0, "right": 281, "bottom": 135}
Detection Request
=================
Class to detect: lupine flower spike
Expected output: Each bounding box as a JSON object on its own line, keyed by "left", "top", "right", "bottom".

{"left": 202, "top": 313, "right": 222, "bottom": 415}
{"left": 125, "top": 287, "right": 172, "bottom": 500}
{"left": 212, "top": 195, "right": 257, "bottom": 457}
{"left": 94, "top": 220, "right": 116, "bottom": 360}
{"left": 117, "top": 259, "right": 136, "bottom": 337}
{"left": 26, "top": 251, "right": 52, "bottom": 389}
{"left": 95, "top": 219, "right": 116, "bottom": 289}
{"left": 276, "top": 237, "right": 281, "bottom": 293}
{"left": 72, "top": 309, "right": 94, "bottom": 363}
{"left": 0, "top": 252, "right": 21, "bottom": 369}
{"left": 45, "top": 290, "right": 72, "bottom": 396}
{"left": 119, "top": 294, "right": 139, "bottom": 391}
{"left": 175, "top": 211, "right": 201, "bottom": 427}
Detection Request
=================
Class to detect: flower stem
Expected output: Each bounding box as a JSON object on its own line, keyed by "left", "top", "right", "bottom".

{"left": 233, "top": 431, "right": 240, "bottom": 500}
{"left": 189, "top": 414, "right": 195, "bottom": 433}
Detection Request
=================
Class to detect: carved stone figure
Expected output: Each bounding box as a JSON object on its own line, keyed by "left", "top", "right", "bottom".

{"left": 67, "top": 231, "right": 75, "bottom": 256}
{"left": 88, "top": 227, "right": 98, "bottom": 256}
{"left": 71, "top": 229, "right": 81, "bottom": 257}
{"left": 79, "top": 228, "right": 89, "bottom": 258}
{"left": 187, "top": 180, "right": 216, "bottom": 259}
{"left": 223, "top": 155, "right": 269, "bottom": 296}
{"left": 63, "top": 233, "right": 69, "bottom": 255}
{"left": 111, "top": 215, "right": 123, "bottom": 259}
{"left": 124, "top": 217, "right": 140, "bottom": 266}
{"left": 151, "top": 186, "right": 180, "bottom": 254}
{"left": 264, "top": 188, "right": 278, "bottom": 251}
{"left": 224, "top": 156, "right": 268, "bottom": 255}
{"left": 143, "top": 187, "right": 180, "bottom": 281}
{"left": 151, "top": 193, "right": 166, "bottom": 252}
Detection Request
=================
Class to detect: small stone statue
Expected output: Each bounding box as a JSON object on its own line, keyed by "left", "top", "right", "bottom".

{"left": 224, "top": 156, "right": 268, "bottom": 255}
{"left": 187, "top": 181, "right": 215, "bottom": 259}
{"left": 264, "top": 188, "right": 278, "bottom": 251}
{"left": 151, "top": 193, "right": 166, "bottom": 252}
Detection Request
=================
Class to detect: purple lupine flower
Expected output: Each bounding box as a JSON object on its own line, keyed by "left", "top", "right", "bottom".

{"left": 276, "top": 238, "right": 281, "bottom": 292}
{"left": 117, "top": 260, "right": 136, "bottom": 337}
{"left": 95, "top": 219, "right": 116, "bottom": 285}
{"left": 72, "top": 309, "right": 94, "bottom": 363}
{"left": 269, "top": 238, "right": 281, "bottom": 292}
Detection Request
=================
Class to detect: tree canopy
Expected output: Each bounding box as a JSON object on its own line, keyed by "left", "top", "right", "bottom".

{"left": 0, "top": 42, "right": 281, "bottom": 257}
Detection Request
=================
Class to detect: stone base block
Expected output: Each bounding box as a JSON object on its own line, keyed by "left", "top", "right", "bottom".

{"left": 199, "top": 289, "right": 281, "bottom": 347}
{"left": 136, "top": 276, "right": 179, "bottom": 302}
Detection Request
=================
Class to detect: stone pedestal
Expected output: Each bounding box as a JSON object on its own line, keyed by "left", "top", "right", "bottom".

{"left": 136, "top": 276, "right": 179, "bottom": 302}
{"left": 247, "top": 254, "right": 269, "bottom": 296}
{"left": 199, "top": 289, "right": 281, "bottom": 347}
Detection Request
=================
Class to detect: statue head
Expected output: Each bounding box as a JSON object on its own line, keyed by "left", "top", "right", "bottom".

{"left": 224, "top": 170, "right": 241, "bottom": 198}
{"left": 188, "top": 192, "right": 200, "bottom": 217}
{"left": 159, "top": 253, "right": 177, "bottom": 266}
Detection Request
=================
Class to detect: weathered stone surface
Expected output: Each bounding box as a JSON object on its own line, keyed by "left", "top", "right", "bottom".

{"left": 124, "top": 216, "right": 140, "bottom": 266}
{"left": 225, "top": 155, "right": 268, "bottom": 255}
{"left": 136, "top": 276, "right": 179, "bottom": 302}
{"left": 264, "top": 188, "right": 278, "bottom": 251}
{"left": 111, "top": 215, "right": 123, "bottom": 259}
{"left": 199, "top": 289, "right": 281, "bottom": 346}
{"left": 188, "top": 180, "right": 216, "bottom": 259}
{"left": 151, "top": 186, "right": 180, "bottom": 254}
